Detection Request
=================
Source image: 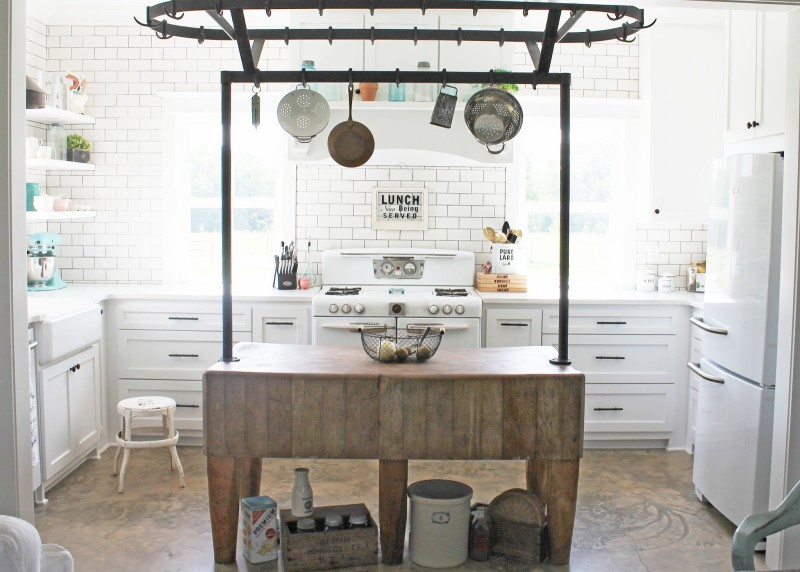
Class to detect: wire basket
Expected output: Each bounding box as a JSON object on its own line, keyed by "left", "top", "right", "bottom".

{"left": 360, "top": 326, "right": 444, "bottom": 363}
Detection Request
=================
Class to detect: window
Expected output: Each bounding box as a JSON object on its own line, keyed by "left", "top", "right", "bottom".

{"left": 514, "top": 101, "right": 639, "bottom": 290}
{"left": 163, "top": 95, "right": 292, "bottom": 286}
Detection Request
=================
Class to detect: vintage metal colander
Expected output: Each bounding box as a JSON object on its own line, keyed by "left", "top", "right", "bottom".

{"left": 464, "top": 87, "right": 523, "bottom": 155}
{"left": 277, "top": 85, "right": 330, "bottom": 143}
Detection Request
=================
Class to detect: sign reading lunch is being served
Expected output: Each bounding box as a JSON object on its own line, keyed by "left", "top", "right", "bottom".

{"left": 372, "top": 187, "right": 428, "bottom": 231}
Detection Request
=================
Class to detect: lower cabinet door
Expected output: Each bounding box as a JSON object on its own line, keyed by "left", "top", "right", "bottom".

{"left": 584, "top": 384, "right": 674, "bottom": 433}
{"left": 41, "top": 363, "right": 72, "bottom": 480}
{"left": 118, "top": 380, "right": 203, "bottom": 432}
{"left": 69, "top": 345, "right": 101, "bottom": 458}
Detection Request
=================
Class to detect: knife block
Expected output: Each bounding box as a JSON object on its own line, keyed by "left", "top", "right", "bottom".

{"left": 273, "top": 256, "right": 297, "bottom": 290}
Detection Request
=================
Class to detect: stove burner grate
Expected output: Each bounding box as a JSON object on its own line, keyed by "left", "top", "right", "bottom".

{"left": 434, "top": 288, "right": 468, "bottom": 297}
{"left": 326, "top": 287, "right": 362, "bottom": 296}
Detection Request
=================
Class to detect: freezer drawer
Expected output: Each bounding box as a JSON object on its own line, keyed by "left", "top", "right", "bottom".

{"left": 692, "top": 358, "right": 774, "bottom": 525}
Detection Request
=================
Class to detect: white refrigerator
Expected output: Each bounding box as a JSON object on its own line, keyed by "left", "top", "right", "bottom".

{"left": 690, "top": 153, "right": 783, "bottom": 526}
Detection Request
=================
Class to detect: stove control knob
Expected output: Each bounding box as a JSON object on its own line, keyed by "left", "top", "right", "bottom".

{"left": 455, "top": 305, "right": 465, "bottom": 315}
{"left": 429, "top": 304, "right": 440, "bottom": 315}
{"left": 354, "top": 303, "right": 365, "bottom": 314}
{"left": 342, "top": 304, "right": 352, "bottom": 314}
{"left": 329, "top": 304, "right": 339, "bottom": 314}
{"left": 442, "top": 305, "right": 453, "bottom": 315}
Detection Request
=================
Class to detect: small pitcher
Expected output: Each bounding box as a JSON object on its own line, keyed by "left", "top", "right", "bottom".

{"left": 430, "top": 84, "right": 459, "bottom": 129}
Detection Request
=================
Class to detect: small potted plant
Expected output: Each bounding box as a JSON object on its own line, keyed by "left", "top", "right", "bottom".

{"left": 481, "top": 68, "right": 520, "bottom": 93}
{"left": 66, "top": 133, "right": 91, "bottom": 163}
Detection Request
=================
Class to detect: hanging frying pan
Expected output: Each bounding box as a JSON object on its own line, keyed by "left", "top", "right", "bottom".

{"left": 327, "top": 82, "right": 374, "bottom": 168}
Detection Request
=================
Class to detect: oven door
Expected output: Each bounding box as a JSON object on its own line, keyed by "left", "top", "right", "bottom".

{"left": 397, "top": 317, "right": 481, "bottom": 349}
{"left": 313, "top": 316, "right": 396, "bottom": 347}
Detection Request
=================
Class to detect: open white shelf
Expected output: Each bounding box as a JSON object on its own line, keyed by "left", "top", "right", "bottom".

{"left": 25, "top": 107, "right": 95, "bottom": 126}
{"left": 26, "top": 158, "right": 95, "bottom": 172}
{"left": 26, "top": 210, "right": 97, "bottom": 222}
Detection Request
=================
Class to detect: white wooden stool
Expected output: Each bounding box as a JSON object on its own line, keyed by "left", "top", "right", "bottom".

{"left": 113, "top": 396, "right": 186, "bottom": 493}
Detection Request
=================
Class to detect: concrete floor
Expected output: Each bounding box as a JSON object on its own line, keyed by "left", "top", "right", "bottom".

{"left": 33, "top": 447, "right": 758, "bottom": 571}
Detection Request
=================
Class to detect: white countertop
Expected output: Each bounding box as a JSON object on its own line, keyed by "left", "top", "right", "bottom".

{"left": 476, "top": 288, "right": 704, "bottom": 309}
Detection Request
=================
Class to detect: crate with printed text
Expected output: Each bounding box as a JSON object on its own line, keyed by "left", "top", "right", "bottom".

{"left": 475, "top": 273, "right": 528, "bottom": 292}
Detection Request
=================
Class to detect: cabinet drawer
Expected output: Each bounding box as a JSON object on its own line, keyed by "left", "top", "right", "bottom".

{"left": 542, "top": 334, "right": 674, "bottom": 384}
{"left": 485, "top": 308, "right": 542, "bottom": 348}
{"left": 112, "top": 300, "right": 251, "bottom": 332}
{"left": 117, "top": 330, "right": 252, "bottom": 380}
{"left": 118, "top": 380, "right": 203, "bottom": 431}
{"left": 585, "top": 384, "right": 673, "bottom": 433}
{"left": 542, "top": 306, "right": 679, "bottom": 335}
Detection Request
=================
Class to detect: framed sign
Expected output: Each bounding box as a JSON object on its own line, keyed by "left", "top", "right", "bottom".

{"left": 372, "top": 187, "right": 429, "bottom": 231}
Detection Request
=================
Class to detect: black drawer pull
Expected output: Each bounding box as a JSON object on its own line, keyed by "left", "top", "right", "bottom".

{"left": 265, "top": 321, "right": 294, "bottom": 326}
{"left": 176, "top": 404, "right": 200, "bottom": 408}
{"left": 597, "top": 321, "right": 627, "bottom": 325}
{"left": 168, "top": 316, "right": 199, "bottom": 321}
{"left": 500, "top": 322, "right": 529, "bottom": 327}
{"left": 169, "top": 353, "right": 200, "bottom": 358}
{"left": 594, "top": 407, "right": 624, "bottom": 411}
{"left": 595, "top": 355, "right": 625, "bottom": 360}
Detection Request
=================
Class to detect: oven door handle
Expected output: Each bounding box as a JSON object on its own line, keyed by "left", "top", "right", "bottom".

{"left": 406, "top": 323, "right": 467, "bottom": 331}
{"left": 321, "top": 323, "right": 388, "bottom": 333}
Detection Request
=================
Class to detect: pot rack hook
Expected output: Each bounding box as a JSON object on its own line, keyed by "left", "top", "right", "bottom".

{"left": 165, "top": 0, "right": 184, "bottom": 20}
{"left": 328, "top": 26, "right": 333, "bottom": 45}
{"left": 283, "top": 26, "right": 290, "bottom": 45}
{"left": 607, "top": 6, "right": 627, "bottom": 21}
{"left": 318, "top": 0, "right": 324, "bottom": 16}
{"left": 348, "top": 68, "right": 354, "bottom": 88}
{"left": 523, "top": 7, "right": 529, "bottom": 17}
{"left": 473, "top": 1, "right": 479, "bottom": 16}
{"left": 369, "top": 26, "right": 375, "bottom": 45}
{"left": 413, "top": 26, "right": 418, "bottom": 46}
{"left": 441, "top": 68, "right": 448, "bottom": 86}
{"left": 457, "top": 27, "right": 463, "bottom": 46}
{"left": 631, "top": 17, "right": 657, "bottom": 30}
{"left": 215, "top": 0, "right": 223, "bottom": 16}
{"left": 584, "top": 29, "right": 591, "bottom": 48}
{"left": 253, "top": 70, "right": 261, "bottom": 90}
{"left": 133, "top": 13, "right": 158, "bottom": 29}
{"left": 613, "top": 22, "right": 637, "bottom": 43}
{"left": 264, "top": 0, "right": 271, "bottom": 17}
{"left": 489, "top": 68, "right": 495, "bottom": 85}
{"left": 394, "top": 68, "right": 401, "bottom": 87}
{"left": 499, "top": 28, "right": 505, "bottom": 47}
{"left": 369, "top": 0, "right": 375, "bottom": 16}
{"left": 420, "top": 0, "right": 426, "bottom": 15}
{"left": 300, "top": 67, "right": 307, "bottom": 87}
{"left": 155, "top": 20, "right": 174, "bottom": 40}
{"left": 197, "top": 25, "right": 206, "bottom": 44}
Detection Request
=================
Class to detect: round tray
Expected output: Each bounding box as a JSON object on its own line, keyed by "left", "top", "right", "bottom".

{"left": 360, "top": 326, "right": 444, "bottom": 363}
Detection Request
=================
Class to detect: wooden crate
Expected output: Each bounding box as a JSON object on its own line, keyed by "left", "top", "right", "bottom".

{"left": 279, "top": 503, "right": 378, "bottom": 571}
{"left": 475, "top": 273, "right": 528, "bottom": 292}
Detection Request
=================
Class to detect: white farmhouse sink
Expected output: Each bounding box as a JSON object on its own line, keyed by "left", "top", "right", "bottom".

{"left": 36, "top": 304, "right": 102, "bottom": 365}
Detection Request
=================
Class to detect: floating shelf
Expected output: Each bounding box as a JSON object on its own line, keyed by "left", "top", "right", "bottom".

{"left": 26, "top": 211, "right": 97, "bottom": 222}
{"left": 26, "top": 159, "right": 95, "bottom": 172}
{"left": 25, "top": 107, "right": 95, "bottom": 126}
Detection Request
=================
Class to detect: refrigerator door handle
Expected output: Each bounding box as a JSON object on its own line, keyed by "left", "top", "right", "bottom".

{"left": 687, "top": 361, "right": 725, "bottom": 384}
{"left": 689, "top": 316, "right": 729, "bottom": 336}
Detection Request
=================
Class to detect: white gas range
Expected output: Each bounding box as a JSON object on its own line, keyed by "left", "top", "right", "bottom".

{"left": 312, "top": 249, "right": 482, "bottom": 349}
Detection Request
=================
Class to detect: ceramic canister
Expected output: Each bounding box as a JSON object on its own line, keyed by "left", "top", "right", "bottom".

{"left": 636, "top": 270, "right": 656, "bottom": 292}
{"left": 26, "top": 183, "right": 40, "bottom": 212}
{"left": 658, "top": 273, "right": 675, "bottom": 293}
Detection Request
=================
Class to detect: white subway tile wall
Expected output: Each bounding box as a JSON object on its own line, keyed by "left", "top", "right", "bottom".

{"left": 25, "top": 18, "right": 639, "bottom": 284}
{"left": 635, "top": 223, "right": 708, "bottom": 290}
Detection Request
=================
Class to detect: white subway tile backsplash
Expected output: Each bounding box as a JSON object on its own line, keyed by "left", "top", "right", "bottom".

{"left": 636, "top": 222, "right": 707, "bottom": 289}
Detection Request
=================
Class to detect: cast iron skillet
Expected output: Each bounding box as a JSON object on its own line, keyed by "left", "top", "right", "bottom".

{"left": 327, "top": 82, "right": 375, "bottom": 168}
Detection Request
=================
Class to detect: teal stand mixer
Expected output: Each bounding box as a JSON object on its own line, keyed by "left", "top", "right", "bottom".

{"left": 27, "top": 232, "right": 67, "bottom": 291}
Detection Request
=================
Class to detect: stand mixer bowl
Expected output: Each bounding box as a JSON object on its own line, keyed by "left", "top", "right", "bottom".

{"left": 27, "top": 254, "right": 56, "bottom": 287}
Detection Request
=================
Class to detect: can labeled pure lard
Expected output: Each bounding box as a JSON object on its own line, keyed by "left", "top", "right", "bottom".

{"left": 241, "top": 495, "right": 279, "bottom": 563}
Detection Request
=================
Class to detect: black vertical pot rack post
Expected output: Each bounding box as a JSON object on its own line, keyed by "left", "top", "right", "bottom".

{"left": 136, "top": 1, "right": 654, "bottom": 367}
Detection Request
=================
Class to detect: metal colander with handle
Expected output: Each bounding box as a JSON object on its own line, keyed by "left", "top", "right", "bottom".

{"left": 464, "top": 87, "right": 523, "bottom": 155}
{"left": 277, "top": 85, "right": 330, "bottom": 143}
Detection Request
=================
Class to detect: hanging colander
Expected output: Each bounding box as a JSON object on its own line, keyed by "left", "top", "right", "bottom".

{"left": 277, "top": 85, "right": 330, "bottom": 143}
{"left": 464, "top": 87, "right": 523, "bottom": 155}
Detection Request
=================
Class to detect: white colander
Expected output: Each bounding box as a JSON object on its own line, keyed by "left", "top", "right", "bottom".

{"left": 277, "top": 86, "right": 330, "bottom": 143}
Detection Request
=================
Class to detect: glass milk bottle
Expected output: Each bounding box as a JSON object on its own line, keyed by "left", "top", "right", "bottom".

{"left": 413, "top": 61, "right": 434, "bottom": 102}
{"left": 291, "top": 467, "right": 313, "bottom": 517}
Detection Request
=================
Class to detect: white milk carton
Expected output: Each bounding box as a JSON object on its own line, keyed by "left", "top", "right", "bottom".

{"left": 241, "top": 495, "right": 279, "bottom": 563}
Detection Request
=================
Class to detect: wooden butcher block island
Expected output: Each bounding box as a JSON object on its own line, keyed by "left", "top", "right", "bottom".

{"left": 203, "top": 342, "right": 585, "bottom": 565}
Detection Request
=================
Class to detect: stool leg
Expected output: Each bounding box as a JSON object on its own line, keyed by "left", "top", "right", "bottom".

{"left": 167, "top": 407, "right": 185, "bottom": 488}
{"left": 163, "top": 412, "right": 174, "bottom": 469}
{"left": 118, "top": 410, "right": 133, "bottom": 493}
{"left": 112, "top": 415, "right": 125, "bottom": 476}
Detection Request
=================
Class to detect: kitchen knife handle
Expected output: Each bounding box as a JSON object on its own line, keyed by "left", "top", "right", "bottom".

{"left": 595, "top": 355, "right": 625, "bottom": 360}
{"left": 169, "top": 353, "right": 200, "bottom": 358}
{"left": 500, "top": 322, "right": 529, "bottom": 327}
{"left": 168, "top": 316, "right": 199, "bottom": 321}
{"left": 689, "top": 316, "right": 728, "bottom": 336}
{"left": 687, "top": 361, "right": 725, "bottom": 384}
{"left": 596, "top": 321, "right": 626, "bottom": 325}
{"left": 593, "top": 407, "right": 623, "bottom": 411}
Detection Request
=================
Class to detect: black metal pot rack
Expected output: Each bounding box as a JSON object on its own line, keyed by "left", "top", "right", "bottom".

{"left": 136, "top": 0, "right": 653, "bottom": 367}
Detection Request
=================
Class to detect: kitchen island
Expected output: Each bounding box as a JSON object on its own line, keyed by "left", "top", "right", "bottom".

{"left": 203, "top": 342, "right": 585, "bottom": 565}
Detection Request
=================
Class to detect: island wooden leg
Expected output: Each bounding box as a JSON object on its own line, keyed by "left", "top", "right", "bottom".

{"left": 207, "top": 456, "right": 239, "bottom": 564}
{"left": 526, "top": 458, "right": 580, "bottom": 565}
{"left": 379, "top": 459, "right": 408, "bottom": 565}
{"left": 236, "top": 457, "right": 262, "bottom": 499}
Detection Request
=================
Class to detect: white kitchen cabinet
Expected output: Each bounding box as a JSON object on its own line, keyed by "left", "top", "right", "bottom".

{"left": 253, "top": 302, "right": 311, "bottom": 345}
{"left": 40, "top": 344, "right": 101, "bottom": 481}
{"left": 686, "top": 311, "right": 704, "bottom": 452}
{"left": 585, "top": 383, "right": 674, "bottom": 434}
{"left": 642, "top": 14, "right": 724, "bottom": 223}
{"left": 724, "top": 10, "right": 787, "bottom": 149}
{"left": 111, "top": 300, "right": 251, "bottom": 332}
{"left": 484, "top": 307, "right": 542, "bottom": 347}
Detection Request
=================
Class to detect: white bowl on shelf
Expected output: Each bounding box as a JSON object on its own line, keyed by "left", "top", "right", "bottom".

{"left": 33, "top": 195, "right": 54, "bottom": 212}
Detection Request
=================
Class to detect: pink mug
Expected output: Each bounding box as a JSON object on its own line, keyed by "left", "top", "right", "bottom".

{"left": 299, "top": 276, "right": 311, "bottom": 290}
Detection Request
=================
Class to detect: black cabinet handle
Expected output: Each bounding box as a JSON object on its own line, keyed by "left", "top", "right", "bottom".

{"left": 597, "top": 321, "right": 626, "bottom": 325}
{"left": 176, "top": 404, "right": 200, "bottom": 408}
{"left": 594, "top": 407, "right": 624, "bottom": 411}
{"left": 76, "top": 363, "right": 80, "bottom": 370}
{"left": 69, "top": 366, "right": 75, "bottom": 373}
{"left": 168, "top": 316, "right": 199, "bottom": 321}
{"left": 169, "top": 353, "right": 200, "bottom": 358}
{"left": 500, "top": 322, "right": 529, "bottom": 327}
{"left": 595, "top": 356, "right": 625, "bottom": 360}
{"left": 265, "top": 321, "right": 294, "bottom": 326}
{"left": 747, "top": 120, "right": 760, "bottom": 129}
